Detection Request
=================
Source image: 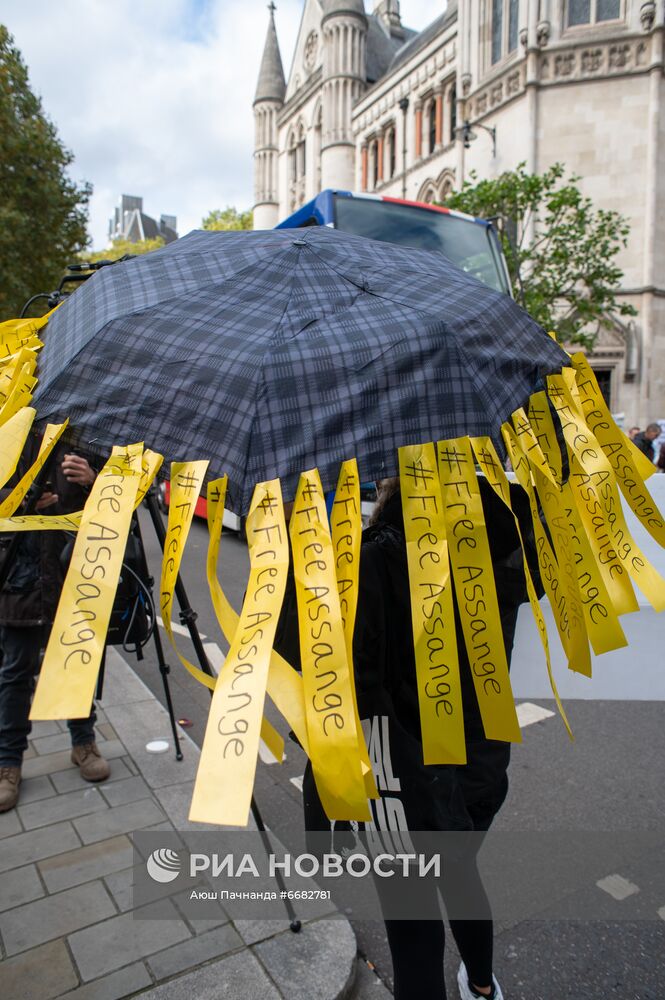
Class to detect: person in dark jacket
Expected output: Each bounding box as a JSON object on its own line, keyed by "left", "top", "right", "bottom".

{"left": 0, "top": 438, "right": 111, "bottom": 813}
{"left": 275, "top": 474, "right": 538, "bottom": 1000}
{"left": 632, "top": 423, "right": 661, "bottom": 461}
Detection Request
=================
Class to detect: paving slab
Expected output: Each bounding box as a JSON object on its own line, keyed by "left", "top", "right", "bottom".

{"left": 0, "top": 864, "right": 44, "bottom": 913}
{"left": 0, "top": 821, "right": 81, "bottom": 874}
{"left": 1, "top": 938, "right": 78, "bottom": 1000}
{"left": 39, "top": 834, "right": 133, "bottom": 893}
{"left": 253, "top": 917, "right": 357, "bottom": 1000}
{"left": 99, "top": 775, "right": 151, "bottom": 808}
{"left": 0, "top": 880, "right": 116, "bottom": 956}
{"left": 16, "top": 773, "right": 57, "bottom": 804}
{"left": 68, "top": 900, "right": 192, "bottom": 981}
{"left": 147, "top": 922, "right": 243, "bottom": 980}
{"left": 19, "top": 785, "right": 108, "bottom": 830}
{"left": 138, "top": 948, "right": 283, "bottom": 1000}
{"left": 51, "top": 757, "right": 133, "bottom": 794}
{"left": 73, "top": 798, "right": 166, "bottom": 844}
{"left": 104, "top": 701, "right": 199, "bottom": 789}
{"left": 31, "top": 731, "right": 74, "bottom": 755}
{"left": 0, "top": 806, "right": 22, "bottom": 838}
{"left": 58, "top": 962, "right": 152, "bottom": 1000}
{"left": 30, "top": 720, "right": 63, "bottom": 738}
{"left": 101, "top": 647, "right": 156, "bottom": 705}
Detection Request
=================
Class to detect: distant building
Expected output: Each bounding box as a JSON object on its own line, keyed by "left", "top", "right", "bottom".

{"left": 108, "top": 195, "right": 178, "bottom": 245}
{"left": 253, "top": 0, "right": 665, "bottom": 426}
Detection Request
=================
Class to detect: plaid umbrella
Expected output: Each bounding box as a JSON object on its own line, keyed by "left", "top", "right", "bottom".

{"left": 34, "top": 227, "right": 568, "bottom": 513}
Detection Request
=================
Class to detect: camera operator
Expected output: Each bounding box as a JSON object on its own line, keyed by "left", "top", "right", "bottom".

{"left": 0, "top": 440, "right": 111, "bottom": 813}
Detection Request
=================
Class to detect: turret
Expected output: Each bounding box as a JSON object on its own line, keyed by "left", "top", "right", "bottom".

{"left": 253, "top": 3, "right": 286, "bottom": 229}
{"left": 320, "top": 0, "right": 368, "bottom": 190}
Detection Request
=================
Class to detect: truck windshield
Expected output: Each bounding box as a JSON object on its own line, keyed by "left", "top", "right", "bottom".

{"left": 333, "top": 196, "right": 507, "bottom": 294}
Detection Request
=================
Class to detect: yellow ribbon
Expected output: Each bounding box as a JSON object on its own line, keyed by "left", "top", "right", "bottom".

{"left": 290, "top": 469, "right": 370, "bottom": 821}
{"left": 471, "top": 437, "right": 572, "bottom": 737}
{"left": 205, "top": 478, "right": 308, "bottom": 759}
{"left": 330, "top": 460, "right": 378, "bottom": 796}
{"left": 159, "top": 460, "right": 217, "bottom": 690}
{"left": 437, "top": 437, "right": 521, "bottom": 741}
{"left": 30, "top": 444, "right": 143, "bottom": 720}
{"left": 0, "top": 421, "right": 69, "bottom": 517}
{"left": 398, "top": 443, "right": 466, "bottom": 764}
{"left": 0, "top": 407, "right": 36, "bottom": 489}
{"left": 190, "top": 479, "right": 289, "bottom": 826}
{"left": 548, "top": 375, "right": 665, "bottom": 613}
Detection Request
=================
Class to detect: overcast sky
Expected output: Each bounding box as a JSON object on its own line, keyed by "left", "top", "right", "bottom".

{"left": 1, "top": 0, "right": 441, "bottom": 249}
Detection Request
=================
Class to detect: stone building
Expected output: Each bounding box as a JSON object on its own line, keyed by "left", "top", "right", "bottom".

{"left": 252, "top": 1, "right": 665, "bottom": 425}
{"left": 108, "top": 195, "right": 178, "bottom": 246}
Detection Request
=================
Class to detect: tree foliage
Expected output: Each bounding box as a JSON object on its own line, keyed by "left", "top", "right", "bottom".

{"left": 0, "top": 25, "right": 91, "bottom": 319}
{"left": 444, "top": 162, "right": 636, "bottom": 348}
{"left": 201, "top": 206, "right": 253, "bottom": 231}
{"left": 80, "top": 237, "right": 165, "bottom": 263}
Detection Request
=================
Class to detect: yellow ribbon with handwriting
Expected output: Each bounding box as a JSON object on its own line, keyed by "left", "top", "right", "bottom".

{"left": 330, "top": 460, "right": 378, "bottom": 797}
{"left": 502, "top": 423, "right": 583, "bottom": 672}
{"left": 159, "top": 461, "right": 217, "bottom": 690}
{"left": 0, "top": 407, "right": 36, "bottom": 488}
{"left": 399, "top": 443, "right": 466, "bottom": 764}
{"left": 190, "top": 479, "right": 289, "bottom": 826}
{"left": 525, "top": 395, "right": 627, "bottom": 656}
{"left": 290, "top": 469, "right": 370, "bottom": 821}
{"left": 471, "top": 437, "right": 572, "bottom": 737}
{"left": 571, "top": 353, "right": 665, "bottom": 545}
{"left": 438, "top": 437, "right": 521, "bottom": 741}
{"left": 548, "top": 375, "right": 665, "bottom": 613}
{"left": 205, "top": 478, "right": 306, "bottom": 760}
{"left": 30, "top": 445, "right": 143, "bottom": 720}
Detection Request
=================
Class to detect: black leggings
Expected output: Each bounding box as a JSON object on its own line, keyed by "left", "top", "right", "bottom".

{"left": 383, "top": 843, "right": 495, "bottom": 998}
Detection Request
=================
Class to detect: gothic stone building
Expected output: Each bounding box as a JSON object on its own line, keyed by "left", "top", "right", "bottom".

{"left": 253, "top": 1, "right": 665, "bottom": 425}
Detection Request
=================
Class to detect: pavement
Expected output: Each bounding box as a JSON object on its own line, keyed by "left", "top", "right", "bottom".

{"left": 0, "top": 647, "right": 386, "bottom": 1000}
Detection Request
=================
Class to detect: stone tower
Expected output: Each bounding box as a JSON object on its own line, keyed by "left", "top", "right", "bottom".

{"left": 320, "top": 0, "right": 368, "bottom": 191}
{"left": 253, "top": 3, "right": 286, "bottom": 230}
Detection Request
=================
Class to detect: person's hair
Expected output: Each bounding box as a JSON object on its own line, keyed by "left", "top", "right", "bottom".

{"left": 368, "top": 477, "right": 400, "bottom": 525}
{"left": 646, "top": 423, "right": 661, "bottom": 435}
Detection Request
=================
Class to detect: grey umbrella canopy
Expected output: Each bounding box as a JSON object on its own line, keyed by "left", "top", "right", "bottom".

{"left": 34, "top": 227, "right": 569, "bottom": 513}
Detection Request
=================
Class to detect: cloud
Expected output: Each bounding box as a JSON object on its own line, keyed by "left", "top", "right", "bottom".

{"left": 0, "top": 0, "right": 438, "bottom": 248}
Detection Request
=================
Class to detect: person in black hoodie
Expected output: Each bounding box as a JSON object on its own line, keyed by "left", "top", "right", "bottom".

{"left": 275, "top": 473, "right": 539, "bottom": 1000}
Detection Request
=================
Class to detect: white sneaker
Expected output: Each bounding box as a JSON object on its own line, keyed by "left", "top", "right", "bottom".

{"left": 457, "top": 962, "right": 504, "bottom": 1000}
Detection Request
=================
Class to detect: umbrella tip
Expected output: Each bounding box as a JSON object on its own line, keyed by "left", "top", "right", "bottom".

{"left": 292, "top": 239, "right": 307, "bottom": 247}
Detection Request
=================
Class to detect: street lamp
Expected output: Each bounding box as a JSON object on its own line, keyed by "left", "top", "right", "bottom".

{"left": 398, "top": 96, "right": 409, "bottom": 199}
{"left": 458, "top": 119, "right": 497, "bottom": 158}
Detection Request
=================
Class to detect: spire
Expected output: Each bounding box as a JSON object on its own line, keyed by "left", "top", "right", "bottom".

{"left": 254, "top": 4, "right": 286, "bottom": 105}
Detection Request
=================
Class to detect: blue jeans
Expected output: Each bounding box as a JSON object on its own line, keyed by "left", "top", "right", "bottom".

{"left": 0, "top": 624, "right": 96, "bottom": 767}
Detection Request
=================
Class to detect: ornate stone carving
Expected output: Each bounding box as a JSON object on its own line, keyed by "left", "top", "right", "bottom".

{"left": 536, "top": 20, "right": 551, "bottom": 48}
{"left": 461, "top": 72, "right": 472, "bottom": 96}
{"left": 519, "top": 28, "right": 528, "bottom": 50}
{"left": 640, "top": 2, "right": 656, "bottom": 32}
{"left": 581, "top": 49, "right": 603, "bottom": 74}
{"left": 609, "top": 43, "right": 632, "bottom": 70}
{"left": 304, "top": 30, "right": 318, "bottom": 72}
{"left": 506, "top": 71, "right": 520, "bottom": 96}
{"left": 554, "top": 52, "right": 575, "bottom": 77}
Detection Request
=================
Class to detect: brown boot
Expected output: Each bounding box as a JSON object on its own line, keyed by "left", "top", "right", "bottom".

{"left": 0, "top": 766, "right": 21, "bottom": 812}
{"left": 71, "top": 743, "right": 110, "bottom": 782}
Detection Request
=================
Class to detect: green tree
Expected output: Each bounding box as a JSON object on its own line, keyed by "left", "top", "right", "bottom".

{"left": 201, "top": 206, "right": 253, "bottom": 231}
{"left": 0, "top": 25, "right": 91, "bottom": 318}
{"left": 444, "top": 162, "right": 636, "bottom": 348}
{"left": 80, "top": 236, "right": 165, "bottom": 263}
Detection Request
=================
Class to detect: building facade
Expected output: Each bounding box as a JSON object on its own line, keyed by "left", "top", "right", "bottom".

{"left": 253, "top": 1, "right": 665, "bottom": 424}
{"left": 109, "top": 195, "right": 178, "bottom": 245}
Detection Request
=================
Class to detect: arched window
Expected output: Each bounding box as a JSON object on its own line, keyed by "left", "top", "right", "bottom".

{"left": 370, "top": 139, "right": 379, "bottom": 189}
{"left": 287, "top": 130, "right": 298, "bottom": 186}
{"left": 449, "top": 84, "right": 457, "bottom": 144}
{"left": 296, "top": 122, "right": 306, "bottom": 179}
{"left": 427, "top": 100, "right": 436, "bottom": 155}
{"left": 417, "top": 180, "right": 437, "bottom": 204}
{"left": 492, "top": 0, "right": 519, "bottom": 64}
{"left": 313, "top": 104, "right": 322, "bottom": 190}
{"left": 385, "top": 127, "right": 396, "bottom": 179}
